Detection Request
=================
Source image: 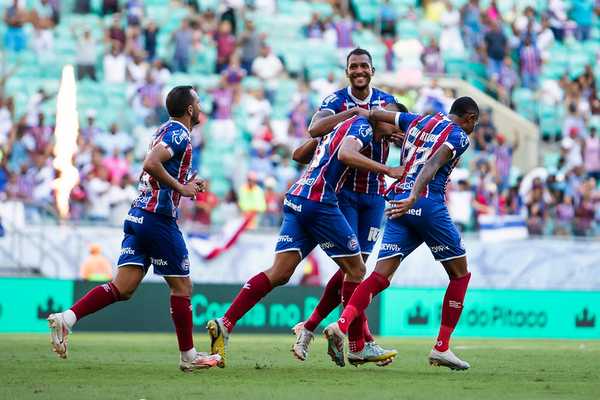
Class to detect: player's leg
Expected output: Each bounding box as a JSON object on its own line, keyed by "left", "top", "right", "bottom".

{"left": 208, "top": 202, "right": 314, "bottom": 367}
{"left": 48, "top": 265, "right": 144, "bottom": 359}
{"left": 164, "top": 276, "right": 221, "bottom": 371}
{"left": 421, "top": 202, "right": 471, "bottom": 370}
{"left": 300, "top": 191, "right": 357, "bottom": 335}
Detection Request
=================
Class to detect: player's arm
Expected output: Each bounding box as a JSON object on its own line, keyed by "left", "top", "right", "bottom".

{"left": 338, "top": 137, "right": 404, "bottom": 179}
{"left": 308, "top": 108, "right": 368, "bottom": 138}
{"left": 368, "top": 108, "right": 400, "bottom": 125}
{"left": 142, "top": 145, "right": 203, "bottom": 198}
{"left": 386, "top": 145, "right": 454, "bottom": 219}
{"left": 292, "top": 139, "right": 319, "bottom": 165}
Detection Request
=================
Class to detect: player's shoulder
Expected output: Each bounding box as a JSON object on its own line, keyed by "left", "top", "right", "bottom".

{"left": 164, "top": 121, "right": 190, "bottom": 144}
{"left": 349, "top": 116, "right": 373, "bottom": 140}
{"left": 371, "top": 86, "right": 396, "bottom": 102}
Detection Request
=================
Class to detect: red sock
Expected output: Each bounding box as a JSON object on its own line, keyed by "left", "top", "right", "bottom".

{"left": 223, "top": 272, "right": 272, "bottom": 333}
{"left": 363, "top": 321, "right": 374, "bottom": 343}
{"left": 338, "top": 272, "right": 389, "bottom": 335}
{"left": 70, "top": 282, "right": 122, "bottom": 320}
{"left": 338, "top": 280, "right": 365, "bottom": 352}
{"left": 435, "top": 272, "right": 471, "bottom": 352}
{"left": 304, "top": 269, "right": 343, "bottom": 332}
{"left": 170, "top": 295, "right": 194, "bottom": 352}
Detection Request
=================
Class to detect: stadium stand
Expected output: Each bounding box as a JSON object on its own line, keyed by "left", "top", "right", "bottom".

{"left": 0, "top": 0, "right": 598, "bottom": 237}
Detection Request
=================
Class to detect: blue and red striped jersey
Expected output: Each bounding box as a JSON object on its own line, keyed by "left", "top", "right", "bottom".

{"left": 318, "top": 86, "right": 395, "bottom": 195}
{"left": 288, "top": 115, "right": 375, "bottom": 205}
{"left": 388, "top": 112, "right": 470, "bottom": 202}
{"left": 131, "top": 120, "right": 193, "bottom": 218}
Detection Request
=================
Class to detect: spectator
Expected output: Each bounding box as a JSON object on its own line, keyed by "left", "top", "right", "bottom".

{"left": 26, "top": 112, "right": 53, "bottom": 154}
{"left": 74, "top": 28, "right": 98, "bottom": 81}
{"left": 562, "top": 103, "right": 586, "bottom": 139}
{"left": 461, "top": 0, "right": 483, "bottom": 49}
{"left": 126, "top": 51, "right": 149, "bottom": 84}
{"left": 448, "top": 179, "right": 473, "bottom": 231}
{"left": 80, "top": 244, "right": 113, "bottom": 281}
{"left": 239, "top": 19, "right": 261, "bottom": 74}
{"left": 484, "top": 21, "right": 508, "bottom": 80}
{"left": 143, "top": 21, "right": 159, "bottom": 61}
{"left": 304, "top": 13, "right": 324, "bottom": 39}
{"left": 31, "top": 0, "right": 57, "bottom": 57}
{"left": 334, "top": 9, "right": 356, "bottom": 52}
{"left": 103, "top": 42, "right": 127, "bottom": 83}
{"left": 494, "top": 133, "right": 519, "bottom": 191}
{"left": 525, "top": 180, "right": 548, "bottom": 235}
{"left": 105, "top": 14, "right": 126, "bottom": 48}
{"left": 421, "top": 37, "right": 444, "bottom": 75}
{"left": 125, "top": 0, "right": 144, "bottom": 26}
{"left": 561, "top": 128, "right": 584, "bottom": 171}
{"left": 537, "top": 15, "right": 556, "bottom": 62}
{"left": 171, "top": 19, "right": 193, "bottom": 72}
{"left": 86, "top": 166, "right": 112, "bottom": 222}
{"left": 102, "top": 0, "right": 120, "bottom": 16}
{"left": 238, "top": 172, "right": 266, "bottom": 227}
{"left": 107, "top": 173, "right": 137, "bottom": 225}
{"left": 74, "top": 0, "right": 91, "bottom": 14}
{"left": 215, "top": 20, "right": 236, "bottom": 73}
{"left": 252, "top": 44, "right": 284, "bottom": 103}
{"left": 102, "top": 148, "right": 130, "bottom": 185}
{"left": 80, "top": 111, "right": 102, "bottom": 143}
{"left": 192, "top": 180, "right": 219, "bottom": 228}
{"left": 262, "top": 177, "right": 281, "bottom": 227}
{"left": 3, "top": 0, "right": 27, "bottom": 52}
{"left": 95, "top": 123, "right": 133, "bottom": 156}
{"left": 519, "top": 36, "right": 541, "bottom": 90}
{"left": 210, "top": 82, "right": 237, "bottom": 143}
{"left": 132, "top": 71, "right": 163, "bottom": 126}
{"left": 554, "top": 192, "right": 574, "bottom": 235}
{"left": 583, "top": 127, "right": 600, "bottom": 180}
{"left": 548, "top": 0, "right": 568, "bottom": 42}
{"left": 249, "top": 141, "right": 274, "bottom": 180}
{"left": 497, "top": 57, "right": 519, "bottom": 106}
{"left": 379, "top": 0, "right": 397, "bottom": 38}
{"left": 473, "top": 109, "right": 497, "bottom": 152}
{"left": 244, "top": 88, "right": 272, "bottom": 135}
{"left": 439, "top": 0, "right": 465, "bottom": 56}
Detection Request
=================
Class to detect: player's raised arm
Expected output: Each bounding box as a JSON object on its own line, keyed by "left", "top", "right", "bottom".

{"left": 386, "top": 144, "right": 454, "bottom": 219}
{"left": 308, "top": 108, "right": 369, "bottom": 138}
{"left": 143, "top": 145, "right": 201, "bottom": 198}
{"left": 292, "top": 138, "right": 319, "bottom": 165}
{"left": 338, "top": 136, "right": 404, "bottom": 179}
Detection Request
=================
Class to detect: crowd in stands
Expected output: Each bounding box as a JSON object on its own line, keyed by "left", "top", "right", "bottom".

{"left": 0, "top": 0, "right": 598, "bottom": 237}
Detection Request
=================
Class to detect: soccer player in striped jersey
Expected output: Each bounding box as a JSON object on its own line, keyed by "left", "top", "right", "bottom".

{"left": 48, "top": 86, "right": 221, "bottom": 371}
{"left": 207, "top": 111, "right": 404, "bottom": 368}
{"left": 290, "top": 103, "right": 407, "bottom": 366}
{"left": 289, "top": 47, "right": 402, "bottom": 366}
{"left": 324, "top": 96, "right": 480, "bottom": 370}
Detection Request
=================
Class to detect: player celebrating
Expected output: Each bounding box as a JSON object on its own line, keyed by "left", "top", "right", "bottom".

{"left": 323, "top": 97, "right": 480, "bottom": 370}
{"left": 290, "top": 48, "right": 402, "bottom": 365}
{"left": 207, "top": 111, "right": 404, "bottom": 368}
{"left": 48, "top": 86, "right": 221, "bottom": 372}
{"left": 290, "top": 103, "right": 407, "bottom": 366}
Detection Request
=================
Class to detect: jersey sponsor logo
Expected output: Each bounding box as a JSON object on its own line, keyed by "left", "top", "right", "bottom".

{"left": 296, "top": 177, "right": 316, "bottom": 187}
{"left": 405, "top": 208, "right": 422, "bottom": 216}
{"left": 283, "top": 198, "right": 303, "bottom": 212}
{"left": 380, "top": 243, "right": 402, "bottom": 253}
{"left": 367, "top": 227, "right": 381, "bottom": 242}
{"left": 150, "top": 257, "right": 168, "bottom": 266}
{"left": 347, "top": 235, "right": 359, "bottom": 251}
{"left": 320, "top": 241, "right": 335, "bottom": 250}
{"left": 460, "top": 131, "right": 469, "bottom": 147}
{"left": 357, "top": 123, "right": 372, "bottom": 138}
{"left": 125, "top": 214, "right": 144, "bottom": 224}
{"left": 430, "top": 244, "right": 450, "bottom": 253}
{"left": 397, "top": 181, "right": 414, "bottom": 191}
{"left": 449, "top": 300, "right": 462, "bottom": 309}
{"left": 120, "top": 247, "right": 135, "bottom": 255}
{"left": 277, "top": 235, "right": 294, "bottom": 243}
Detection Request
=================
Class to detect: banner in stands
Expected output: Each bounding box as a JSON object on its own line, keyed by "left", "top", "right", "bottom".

{"left": 380, "top": 288, "right": 600, "bottom": 339}
{"left": 0, "top": 278, "right": 73, "bottom": 332}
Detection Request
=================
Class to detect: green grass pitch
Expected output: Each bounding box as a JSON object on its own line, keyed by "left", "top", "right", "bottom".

{"left": 1, "top": 333, "right": 598, "bottom": 400}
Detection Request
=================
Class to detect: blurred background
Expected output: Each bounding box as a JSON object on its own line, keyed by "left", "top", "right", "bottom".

{"left": 0, "top": 0, "right": 598, "bottom": 337}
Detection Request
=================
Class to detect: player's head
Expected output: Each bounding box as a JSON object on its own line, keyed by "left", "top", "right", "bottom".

{"left": 166, "top": 85, "right": 201, "bottom": 127}
{"left": 345, "top": 48, "right": 374, "bottom": 91}
{"left": 373, "top": 102, "right": 407, "bottom": 136}
{"left": 449, "top": 96, "right": 479, "bottom": 134}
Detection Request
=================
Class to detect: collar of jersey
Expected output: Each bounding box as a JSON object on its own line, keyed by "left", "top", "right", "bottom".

{"left": 169, "top": 119, "right": 190, "bottom": 133}
{"left": 346, "top": 86, "right": 372, "bottom": 105}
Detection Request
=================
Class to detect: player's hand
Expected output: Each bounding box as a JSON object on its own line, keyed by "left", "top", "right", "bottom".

{"left": 353, "top": 107, "right": 370, "bottom": 118}
{"left": 385, "top": 166, "right": 405, "bottom": 180}
{"left": 178, "top": 182, "right": 201, "bottom": 198}
{"left": 387, "top": 132, "right": 405, "bottom": 146}
{"left": 193, "top": 178, "right": 206, "bottom": 193}
{"left": 385, "top": 196, "right": 416, "bottom": 219}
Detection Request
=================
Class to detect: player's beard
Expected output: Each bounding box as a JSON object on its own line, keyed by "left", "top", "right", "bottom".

{"left": 350, "top": 74, "right": 371, "bottom": 91}
{"left": 191, "top": 110, "right": 201, "bottom": 127}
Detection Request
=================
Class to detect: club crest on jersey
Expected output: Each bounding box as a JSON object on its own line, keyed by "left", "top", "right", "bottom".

{"left": 347, "top": 235, "right": 359, "bottom": 251}
{"left": 460, "top": 131, "right": 469, "bottom": 147}
{"left": 172, "top": 130, "right": 189, "bottom": 145}
{"left": 358, "top": 123, "right": 372, "bottom": 138}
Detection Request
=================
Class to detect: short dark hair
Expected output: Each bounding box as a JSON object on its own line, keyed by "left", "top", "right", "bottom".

{"left": 165, "top": 85, "right": 195, "bottom": 117}
{"left": 449, "top": 96, "right": 479, "bottom": 118}
{"left": 384, "top": 102, "right": 408, "bottom": 113}
{"left": 346, "top": 48, "right": 373, "bottom": 66}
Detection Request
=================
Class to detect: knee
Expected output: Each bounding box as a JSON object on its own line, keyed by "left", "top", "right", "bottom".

{"left": 264, "top": 267, "right": 292, "bottom": 287}
{"left": 345, "top": 263, "right": 366, "bottom": 282}
{"left": 117, "top": 287, "right": 135, "bottom": 301}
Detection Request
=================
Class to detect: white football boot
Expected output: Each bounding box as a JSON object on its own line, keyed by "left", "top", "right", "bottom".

{"left": 48, "top": 313, "right": 70, "bottom": 359}
{"left": 291, "top": 322, "right": 314, "bottom": 361}
{"left": 429, "top": 348, "right": 470, "bottom": 370}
